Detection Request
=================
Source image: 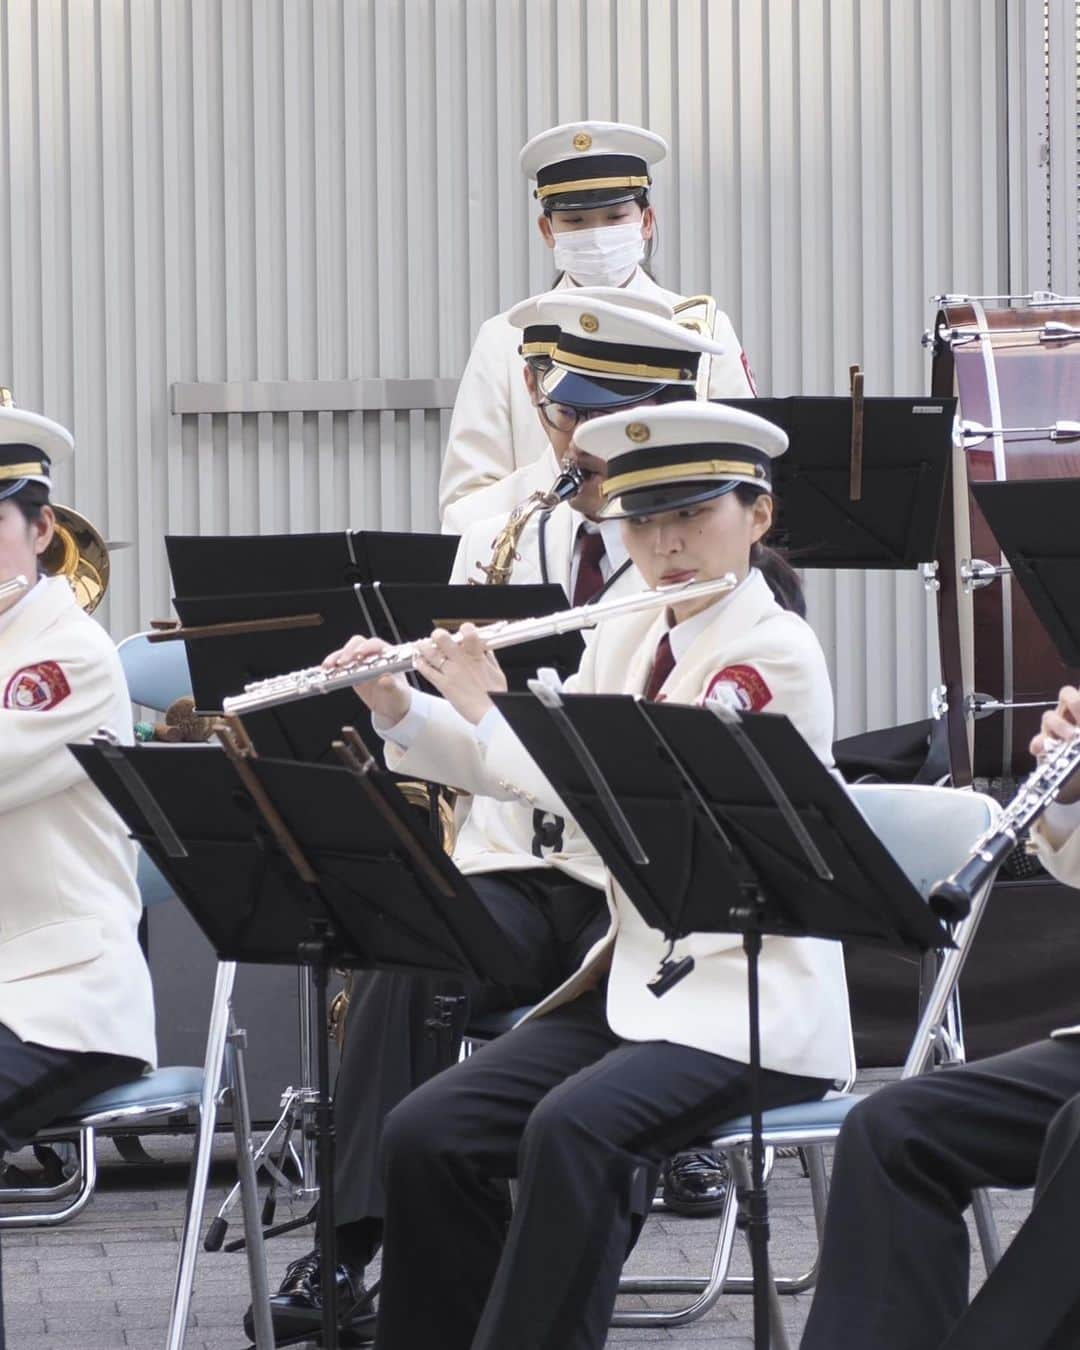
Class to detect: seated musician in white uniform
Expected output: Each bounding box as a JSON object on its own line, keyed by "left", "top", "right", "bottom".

{"left": 799, "top": 686, "right": 1080, "bottom": 1350}
{"left": 439, "top": 120, "right": 756, "bottom": 534}
{"left": 252, "top": 299, "right": 737, "bottom": 1345}
{"left": 0, "top": 409, "right": 156, "bottom": 1342}
{"left": 334, "top": 403, "right": 852, "bottom": 1350}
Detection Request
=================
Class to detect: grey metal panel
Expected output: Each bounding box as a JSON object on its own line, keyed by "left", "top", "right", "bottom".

{"left": 0, "top": 0, "right": 1059, "bottom": 742}
{"left": 171, "top": 378, "right": 460, "bottom": 414}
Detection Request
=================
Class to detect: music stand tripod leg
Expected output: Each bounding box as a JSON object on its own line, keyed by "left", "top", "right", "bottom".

{"left": 299, "top": 933, "right": 340, "bottom": 1350}
{"left": 742, "top": 919, "right": 773, "bottom": 1350}
{"left": 226, "top": 1013, "right": 275, "bottom": 1350}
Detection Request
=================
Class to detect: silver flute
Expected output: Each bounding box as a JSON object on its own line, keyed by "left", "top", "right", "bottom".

{"left": 930, "top": 731, "right": 1080, "bottom": 920}
{"left": 0, "top": 574, "right": 29, "bottom": 602}
{"left": 223, "top": 574, "right": 738, "bottom": 716}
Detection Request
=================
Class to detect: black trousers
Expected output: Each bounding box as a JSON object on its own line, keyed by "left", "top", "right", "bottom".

{"left": 331, "top": 868, "right": 607, "bottom": 1267}
{"left": 801, "top": 1036, "right": 1080, "bottom": 1350}
{"left": 373, "top": 986, "right": 829, "bottom": 1350}
{"left": 0, "top": 1024, "right": 143, "bottom": 1350}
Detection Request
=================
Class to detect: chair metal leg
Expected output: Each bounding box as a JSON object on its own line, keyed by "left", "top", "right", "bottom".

{"left": 165, "top": 960, "right": 235, "bottom": 1350}
{"left": 0, "top": 1127, "right": 96, "bottom": 1228}
{"left": 612, "top": 1155, "right": 742, "bottom": 1326}
{"left": 971, "top": 1186, "right": 1002, "bottom": 1272}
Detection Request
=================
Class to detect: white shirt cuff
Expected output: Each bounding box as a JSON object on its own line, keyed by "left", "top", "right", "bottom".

{"left": 372, "top": 690, "right": 430, "bottom": 749}
{"left": 474, "top": 705, "right": 505, "bottom": 750}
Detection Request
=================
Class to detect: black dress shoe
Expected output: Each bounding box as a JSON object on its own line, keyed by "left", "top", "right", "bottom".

{"left": 661, "top": 1150, "right": 730, "bottom": 1217}
{"left": 243, "top": 1249, "right": 371, "bottom": 1342}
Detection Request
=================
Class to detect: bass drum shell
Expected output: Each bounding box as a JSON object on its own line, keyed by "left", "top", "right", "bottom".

{"left": 931, "top": 301, "right": 1080, "bottom": 784}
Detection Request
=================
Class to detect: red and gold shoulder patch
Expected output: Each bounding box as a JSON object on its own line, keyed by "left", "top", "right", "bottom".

{"left": 4, "top": 661, "right": 72, "bottom": 712}
{"left": 703, "top": 664, "right": 773, "bottom": 713}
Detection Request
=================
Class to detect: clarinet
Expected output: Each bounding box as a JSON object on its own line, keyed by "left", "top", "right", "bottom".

{"left": 222, "top": 574, "right": 737, "bottom": 716}
{"left": 930, "top": 732, "right": 1080, "bottom": 921}
{"left": 0, "top": 575, "right": 29, "bottom": 602}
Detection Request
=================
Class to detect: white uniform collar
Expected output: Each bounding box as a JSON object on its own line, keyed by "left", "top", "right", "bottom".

{"left": 0, "top": 575, "right": 49, "bottom": 638}
{"left": 666, "top": 569, "right": 754, "bottom": 664}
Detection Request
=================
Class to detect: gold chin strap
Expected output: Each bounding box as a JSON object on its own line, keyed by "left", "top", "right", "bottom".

{"left": 0, "top": 462, "right": 48, "bottom": 480}
{"left": 602, "top": 460, "right": 769, "bottom": 498}
{"left": 535, "top": 174, "right": 650, "bottom": 201}
{"left": 551, "top": 346, "right": 693, "bottom": 382}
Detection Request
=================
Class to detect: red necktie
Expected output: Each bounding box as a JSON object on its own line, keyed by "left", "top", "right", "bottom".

{"left": 644, "top": 631, "right": 675, "bottom": 701}
{"left": 572, "top": 528, "right": 607, "bottom": 606}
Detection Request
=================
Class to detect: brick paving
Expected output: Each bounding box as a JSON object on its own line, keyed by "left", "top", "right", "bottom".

{"left": 0, "top": 1069, "right": 1035, "bottom": 1349}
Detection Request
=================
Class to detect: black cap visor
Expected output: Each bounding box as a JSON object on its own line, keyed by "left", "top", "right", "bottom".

{"left": 600, "top": 477, "right": 769, "bottom": 521}
{"left": 544, "top": 185, "right": 647, "bottom": 212}
{"left": 540, "top": 366, "right": 665, "bottom": 410}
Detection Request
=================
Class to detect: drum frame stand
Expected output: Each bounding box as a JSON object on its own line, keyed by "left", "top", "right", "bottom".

{"left": 204, "top": 965, "right": 321, "bottom": 1254}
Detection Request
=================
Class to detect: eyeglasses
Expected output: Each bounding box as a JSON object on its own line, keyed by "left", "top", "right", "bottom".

{"left": 537, "top": 401, "right": 610, "bottom": 434}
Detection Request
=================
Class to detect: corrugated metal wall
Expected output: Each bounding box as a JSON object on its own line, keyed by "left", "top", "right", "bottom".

{"left": 0, "top": 0, "right": 1059, "bottom": 736}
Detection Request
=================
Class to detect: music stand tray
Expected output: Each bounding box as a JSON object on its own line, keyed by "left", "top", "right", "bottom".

{"left": 493, "top": 688, "right": 950, "bottom": 1348}
{"left": 74, "top": 731, "right": 531, "bottom": 1350}
{"left": 972, "top": 478, "right": 1080, "bottom": 667}
{"left": 719, "top": 395, "right": 954, "bottom": 569}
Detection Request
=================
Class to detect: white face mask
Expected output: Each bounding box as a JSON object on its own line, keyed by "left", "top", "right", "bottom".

{"left": 551, "top": 221, "right": 646, "bottom": 287}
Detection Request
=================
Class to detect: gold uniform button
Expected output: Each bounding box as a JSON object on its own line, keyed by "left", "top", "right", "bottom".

{"left": 580, "top": 313, "right": 599, "bottom": 334}
{"left": 573, "top": 131, "right": 593, "bottom": 152}
{"left": 625, "top": 421, "right": 651, "bottom": 443}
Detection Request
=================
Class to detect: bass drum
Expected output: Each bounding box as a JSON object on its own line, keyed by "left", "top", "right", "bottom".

{"left": 931, "top": 299, "right": 1080, "bottom": 785}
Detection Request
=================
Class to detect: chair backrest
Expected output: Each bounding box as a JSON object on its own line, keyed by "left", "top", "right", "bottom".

{"left": 847, "top": 782, "right": 999, "bottom": 901}
{"left": 116, "top": 633, "right": 192, "bottom": 713}
{"left": 117, "top": 633, "right": 190, "bottom": 909}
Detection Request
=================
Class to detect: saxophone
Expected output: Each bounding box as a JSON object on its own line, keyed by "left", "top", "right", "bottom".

{"left": 478, "top": 457, "right": 585, "bottom": 585}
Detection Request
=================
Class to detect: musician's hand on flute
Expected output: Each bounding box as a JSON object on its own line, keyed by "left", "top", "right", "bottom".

{"left": 322, "top": 636, "right": 413, "bottom": 725}
{"left": 1031, "top": 685, "right": 1080, "bottom": 804}
{"left": 414, "top": 624, "right": 507, "bottom": 725}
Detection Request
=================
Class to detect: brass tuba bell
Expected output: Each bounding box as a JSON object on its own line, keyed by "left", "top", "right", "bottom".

{"left": 40, "top": 504, "right": 111, "bottom": 615}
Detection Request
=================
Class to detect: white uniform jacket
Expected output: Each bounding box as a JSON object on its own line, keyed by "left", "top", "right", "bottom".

{"left": 439, "top": 271, "right": 755, "bottom": 534}
{"left": 384, "top": 568, "right": 854, "bottom": 1084}
{"left": 1031, "top": 803, "right": 1080, "bottom": 1039}
{"left": 449, "top": 498, "right": 642, "bottom": 602}
{"left": 0, "top": 578, "right": 156, "bottom": 1067}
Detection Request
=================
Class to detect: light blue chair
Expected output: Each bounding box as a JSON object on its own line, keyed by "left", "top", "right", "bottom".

{"left": 611, "top": 783, "right": 1003, "bottom": 1344}
{"left": 116, "top": 631, "right": 193, "bottom": 713}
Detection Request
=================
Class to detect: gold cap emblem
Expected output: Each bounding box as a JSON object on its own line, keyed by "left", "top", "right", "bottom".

{"left": 580, "top": 313, "right": 599, "bottom": 334}
{"left": 573, "top": 131, "right": 593, "bottom": 152}
{"left": 625, "top": 422, "right": 650, "bottom": 444}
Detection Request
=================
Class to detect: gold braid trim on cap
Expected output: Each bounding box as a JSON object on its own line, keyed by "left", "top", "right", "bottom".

{"left": 551, "top": 346, "right": 692, "bottom": 381}
{"left": 601, "top": 459, "right": 768, "bottom": 498}
{"left": 535, "top": 175, "right": 651, "bottom": 200}
{"left": 0, "top": 461, "right": 48, "bottom": 481}
{"left": 519, "top": 340, "right": 558, "bottom": 357}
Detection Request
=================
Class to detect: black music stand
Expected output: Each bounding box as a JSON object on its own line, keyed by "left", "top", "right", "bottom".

{"left": 718, "top": 396, "right": 954, "bottom": 568}
{"left": 972, "top": 479, "right": 1080, "bottom": 666}
{"left": 166, "top": 529, "right": 458, "bottom": 597}
{"left": 492, "top": 688, "right": 950, "bottom": 1349}
{"left": 73, "top": 730, "right": 534, "bottom": 1350}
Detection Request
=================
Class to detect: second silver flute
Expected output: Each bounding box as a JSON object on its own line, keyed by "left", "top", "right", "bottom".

{"left": 223, "top": 574, "right": 737, "bottom": 716}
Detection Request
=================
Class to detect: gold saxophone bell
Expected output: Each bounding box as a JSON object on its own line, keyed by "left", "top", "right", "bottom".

{"left": 41, "top": 504, "right": 111, "bottom": 615}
